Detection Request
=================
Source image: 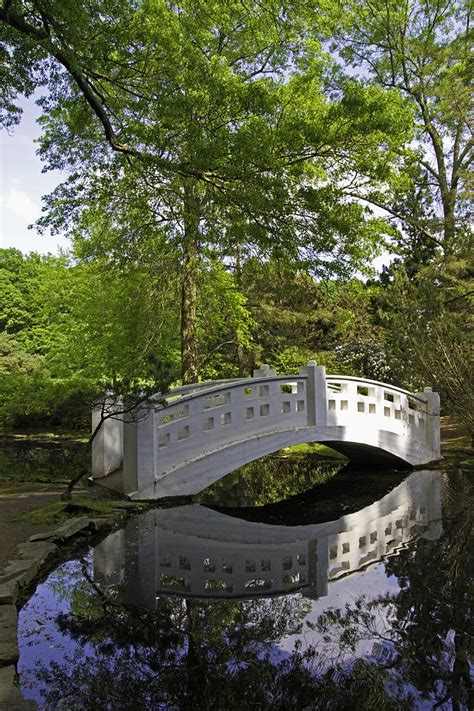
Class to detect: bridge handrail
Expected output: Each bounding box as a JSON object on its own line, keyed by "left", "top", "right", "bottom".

{"left": 326, "top": 375, "right": 428, "bottom": 404}
{"left": 153, "top": 373, "right": 428, "bottom": 410}
{"left": 151, "top": 378, "right": 247, "bottom": 403}
{"left": 155, "top": 374, "right": 308, "bottom": 409}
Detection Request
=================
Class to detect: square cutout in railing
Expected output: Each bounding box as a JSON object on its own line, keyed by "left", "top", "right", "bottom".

{"left": 177, "top": 425, "right": 190, "bottom": 441}
{"left": 160, "top": 575, "right": 189, "bottom": 591}
{"left": 357, "top": 385, "right": 376, "bottom": 398}
{"left": 161, "top": 404, "right": 189, "bottom": 425}
{"left": 245, "top": 579, "right": 271, "bottom": 590}
{"left": 281, "top": 401, "right": 291, "bottom": 414}
{"left": 280, "top": 382, "right": 298, "bottom": 394}
{"left": 384, "top": 391, "right": 400, "bottom": 405}
{"left": 203, "top": 391, "right": 231, "bottom": 410}
{"left": 283, "top": 572, "right": 301, "bottom": 585}
{"left": 158, "top": 433, "right": 170, "bottom": 449}
{"left": 179, "top": 556, "right": 191, "bottom": 570}
{"left": 245, "top": 407, "right": 254, "bottom": 420}
{"left": 205, "top": 579, "right": 232, "bottom": 592}
{"left": 203, "top": 417, "right": 214, "bottom": 431}
{"left": 203, "top": 558, "right": 215, "bottom": 573}
{"left": 296, "top": 400, "right": 305, "bottom": 412}
{"left": 260, "top": 403, "right": 270, "bottom": 417}
{"left": 220, "top": 411, "right": 232, "bottom": 426}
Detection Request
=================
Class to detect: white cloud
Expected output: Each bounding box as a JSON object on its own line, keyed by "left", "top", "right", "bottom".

{"left": 4, "top": 187, "right": 41, "bottom": 223}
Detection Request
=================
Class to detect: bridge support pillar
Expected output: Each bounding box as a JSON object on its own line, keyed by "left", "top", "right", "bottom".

{"left": 91, "top": 396, "right": 123, "bottom": 479}
{"left": 123, "top": 405, "right": 156, "bottom": 497}
{"left": 421, "top": 387, "right": 441, "bottom": 460}
{"left": 253, "top": 363, "right": 277, "bottom": 378}
{"left": 300, "top": 360, "right": 328, "bottom": 426}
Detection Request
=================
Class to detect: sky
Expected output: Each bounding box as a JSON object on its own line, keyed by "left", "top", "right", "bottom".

{"left": 0, "top": 95, "right": 70, "bottom": 255}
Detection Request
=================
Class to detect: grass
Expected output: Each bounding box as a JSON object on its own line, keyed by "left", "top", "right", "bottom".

{"left": 0, "top": 481, "right": 68, "bottom": 495}
{"left": 16, "top": 496, "right": 120, "bottom": 526}
{"left": 1, "top": 429, "right": 90, "bottom": 443}
{"left": 279, "top": 442, "right": 348, "bottom": 459}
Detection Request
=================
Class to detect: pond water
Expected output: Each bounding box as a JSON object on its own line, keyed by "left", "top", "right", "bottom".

{"left": 0, "top": 438, "right": 87, "bottom": 484}
{"left": 16, "top": 459, "right": 473, "bottom": 710}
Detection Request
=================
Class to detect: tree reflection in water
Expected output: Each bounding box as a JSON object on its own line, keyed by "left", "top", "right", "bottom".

{"left": 30, "top": 565, "right": 414, "bottom": 710}
{"left": 18, "top": 468, "right": 472, "bottom": 710}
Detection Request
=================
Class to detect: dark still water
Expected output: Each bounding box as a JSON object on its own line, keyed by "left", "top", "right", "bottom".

{"left": 17, "top": 463, "right": 473, "bottom": 710}
{"left": 0, "top": 438, "right": 87, "bottom": 484}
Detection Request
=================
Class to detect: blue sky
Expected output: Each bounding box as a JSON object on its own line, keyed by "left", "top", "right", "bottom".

{"left": 0, "top": 95, "right": 70, "bottom": 255}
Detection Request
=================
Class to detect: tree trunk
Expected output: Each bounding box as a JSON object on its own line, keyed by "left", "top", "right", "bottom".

{"left": 181, "top": 182, "right": 200, "bottom": 384}
{"left": 234, "top": 243, "right": 247, "bottom": 377}
{"left": 441, "top": 188, "right": 457, "bottom": 258}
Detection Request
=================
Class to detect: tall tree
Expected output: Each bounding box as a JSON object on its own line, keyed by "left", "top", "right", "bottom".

{"left": 2, "top": 0, "right": 414, "bottom": 382}
{"left": 334, "top": 0, "right": 473, "bottom": 257}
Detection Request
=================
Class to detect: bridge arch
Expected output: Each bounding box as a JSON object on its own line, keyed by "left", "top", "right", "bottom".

{"left": 92, "top": 362, "right": 441, "bottom": 500}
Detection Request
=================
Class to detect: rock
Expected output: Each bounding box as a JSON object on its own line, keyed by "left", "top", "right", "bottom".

{"left": 0, "top": 665, "right": 37, "bottom": 709}
{"left": 53, "top": 516, "right": 90, "bottom": 540}
{"left": 88, "top": 517, "right": 113, "bottom": 532}
{"left": 0, "top": 580, "right": 19, "bottom": 605}
{"left": 112, "top": 510, "right": 127, "bottom": 523}
{"left": 0, "top": 559, "right": 39, "bottom": 589}
{"left": 15, "top": 542, "right": 57, "bottom": 568}
{"left": 0, "top": 605, "right": 19, "bottom": 664}
{"left": 29, "top": 531, "right": 56, "bottom": 543}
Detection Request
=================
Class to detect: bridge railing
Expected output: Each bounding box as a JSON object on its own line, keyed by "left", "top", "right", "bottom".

{"left": 326, "top": 376, "right": 428, "bottom": 436}
{"left": 92, "top": 361, "right": 441, "bottom": 493}
{"left": 152, "top": 366, "right": 309, "bottom": 480}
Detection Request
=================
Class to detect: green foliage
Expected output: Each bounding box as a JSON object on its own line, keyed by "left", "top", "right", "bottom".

{"left": 0, "top": 248, "right": 180, "bottom": 428}
{"left": 17, "top": 496, "right": 120, "bottom": 525}
{"left": 380, "top": 255, "right": 474, "bottom": 430}
{"left": 196, "top": 456, "right": 341, "bottom": 507}
{"left": 196, "top": 259, "right": 254, "bottom": 380}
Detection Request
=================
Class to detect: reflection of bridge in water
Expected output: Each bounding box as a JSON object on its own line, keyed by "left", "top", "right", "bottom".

{"left": 94, "top": 470, "right": 442, "bottom": 608}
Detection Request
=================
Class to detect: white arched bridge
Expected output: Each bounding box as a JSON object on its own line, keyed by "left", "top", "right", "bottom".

{"left": 92, "top": 362, "right": 441, "bottom": 500}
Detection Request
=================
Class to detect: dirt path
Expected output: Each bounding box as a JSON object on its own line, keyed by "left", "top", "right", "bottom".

{"left": 0, "top": 489, "right": 64, "bottom": 570}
